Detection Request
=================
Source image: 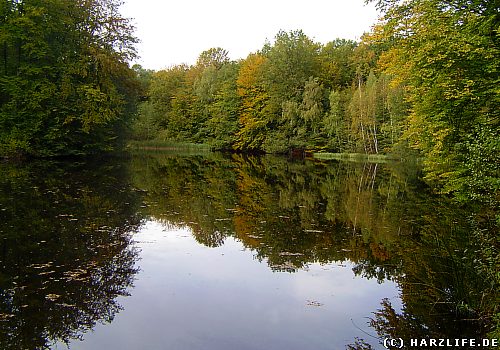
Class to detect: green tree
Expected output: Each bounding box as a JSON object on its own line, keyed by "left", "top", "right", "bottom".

{"left": 191, "top": 49, "right": 240, "bottom": 147}
{"left": 137, "top": 65, "right": 198, "bottom": 142}
{"left": 199, "top": 62, "right": 241, "bottom": 149}
{"left": 261, "top": 30, "right": 321, "bottom": 114}
{"left": 368, "top": 0, "right": 499, "bottom": 198}
{"left": 196, "top": 47, "right": 230, "bottom": 69}
{"left": 323, "top": 89, "right": 349, "bottom": 152}
{"left": 347, "top": 72, "right": 379, "bottom": 154}
{"left": 0, "top": 0, "right": 138, "bottom": 157}
{"left": 319, "top": 39, "right": 357, "bottom": 89}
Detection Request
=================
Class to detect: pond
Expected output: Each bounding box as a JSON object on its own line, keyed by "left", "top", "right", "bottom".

{"left": 0, "top": 152, "right": 491, "bottom": 349}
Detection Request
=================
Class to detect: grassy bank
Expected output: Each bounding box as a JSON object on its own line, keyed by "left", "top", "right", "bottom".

{"left": 312, "top": 152, "right": 402, "bottom": 163}
{"left": 127, "top": 140, "right": 212, "bottom": 152}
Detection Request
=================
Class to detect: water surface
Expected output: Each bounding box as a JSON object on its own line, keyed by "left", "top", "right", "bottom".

{"left": 0, "top": 153, "right": 489, "bottom": 349}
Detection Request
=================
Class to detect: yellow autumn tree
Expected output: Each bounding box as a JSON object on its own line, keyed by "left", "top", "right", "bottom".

{"left": 234, "top": 54, "right": 270, "bottom": 151}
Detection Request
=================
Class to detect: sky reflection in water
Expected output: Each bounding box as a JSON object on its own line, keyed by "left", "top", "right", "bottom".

{"left": 3, "top": 155, "right": 490, "bottom": 349}
{"left": 62, "top": 220, "right": 400, "bottom": 350}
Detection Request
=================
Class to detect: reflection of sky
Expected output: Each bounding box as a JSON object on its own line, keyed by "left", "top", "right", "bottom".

{"left": 57, "top": 220, "right": 401, "bottom": 350}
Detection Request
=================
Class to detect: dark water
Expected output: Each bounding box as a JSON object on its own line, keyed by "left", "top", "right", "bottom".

{"left": 0, "top": 153, "right": 492, "bottom": 349}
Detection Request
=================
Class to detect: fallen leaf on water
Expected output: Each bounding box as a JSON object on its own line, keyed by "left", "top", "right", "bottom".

{"left": 46, "top": 294, "right": 62, "bottom": 301}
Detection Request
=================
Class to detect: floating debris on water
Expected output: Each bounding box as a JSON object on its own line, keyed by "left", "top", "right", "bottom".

{"left": 279, "top": 252, "right": 303, "bottom": 256}
{"left": 38, "top": 271, "right": 56, "bottom": 276}
{"left": 306, "top": 300, "right": 324, "bottom": 307}
{"left": 29, "top": 262, "right": 54, "bottom": 269}
{"left": 57, "top": 303, "right": 76, "bottom": 308}
{"left": 271, "top": 261, "right": 297, "bottom": 270}
{"left": 45, "top": 294, "right": 62, "bottom": 301}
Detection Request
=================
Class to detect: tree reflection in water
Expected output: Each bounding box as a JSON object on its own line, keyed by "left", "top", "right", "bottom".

{"left": 0, "top": 159, "right": 142, "bottom": 349}
{"left": 1, "top": 152, "right": 495, "bottom": 349}
{"left": 130, "top": 152, "right": 497, "bottom": 348}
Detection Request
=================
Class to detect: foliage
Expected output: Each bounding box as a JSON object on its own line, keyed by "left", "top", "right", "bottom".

{"left": 368, "top": 0, "right": 499, "bottom": 199}
{"left": 234, "top": 53, "right": 270, "bottom": 151}
{"left": 195, "top": 61, "right": 241, "bottom": 149}
{"left": 135, "top": 30, "right": 372, "bottom": 154}
{"left": 362, "top": 1, "right": 500, "bottom": 338}
{"left": 195, "top": 47, "right": 230, "bottom": 69}
{"left": 261, "top": 30, "right": 321, "bottom": 108}
{"left": 0, "top": 0, "right": 139, "bottom": 157}
{"left": 319, "top": 39, "right": 358, "bottom": 90}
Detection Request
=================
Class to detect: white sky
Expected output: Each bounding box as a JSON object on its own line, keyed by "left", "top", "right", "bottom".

{"left": 121, "top": 0, "right": 380, "bottom": 70}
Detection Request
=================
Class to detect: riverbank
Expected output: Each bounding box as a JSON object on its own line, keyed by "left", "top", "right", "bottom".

{"left": 126, "top": 140, "right": 212, "bottom": 152}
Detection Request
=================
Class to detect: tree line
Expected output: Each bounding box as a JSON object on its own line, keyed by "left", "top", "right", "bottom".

{"left": 132, "top": 0, "right": 498, "bottom": 205}
{"left": 1, "top": 0, "right": 498, "bottom": 203}
{"left": 132, "top": 34, "right": 408, "bottom": 156}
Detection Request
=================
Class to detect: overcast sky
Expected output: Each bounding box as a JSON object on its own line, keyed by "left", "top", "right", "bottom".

{"left": 121, "top": 0, "right": 380, "bottom": 70}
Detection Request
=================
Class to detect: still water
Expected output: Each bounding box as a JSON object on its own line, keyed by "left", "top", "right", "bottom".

{"left": 0, "top": 152, "right": 490, "bottom": 349}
